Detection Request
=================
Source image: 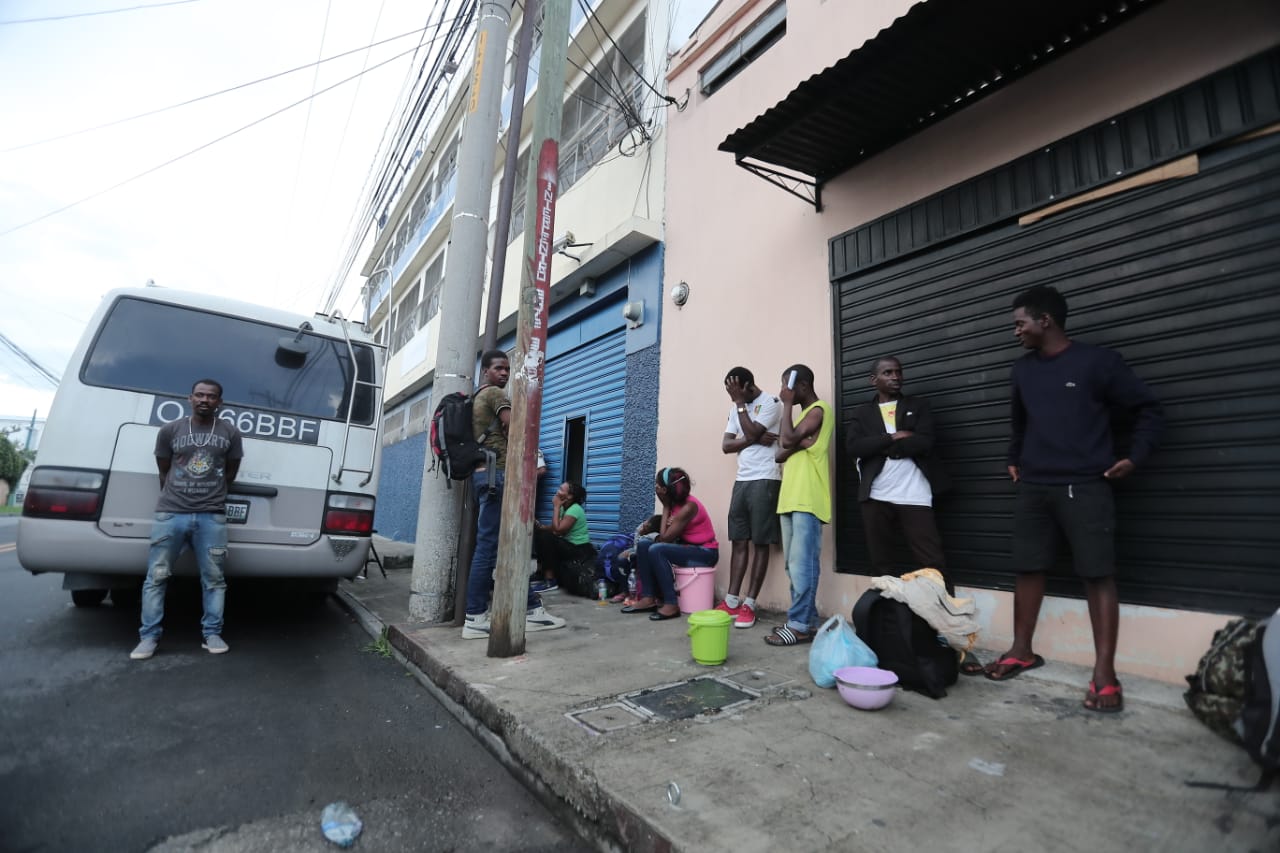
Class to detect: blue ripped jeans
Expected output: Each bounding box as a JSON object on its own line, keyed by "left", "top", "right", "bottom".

{"left": 140, "top": 511, "right": 228, "bottom": 640}
{"left": 780, "top": 511, "right": 823, "bottom": 633}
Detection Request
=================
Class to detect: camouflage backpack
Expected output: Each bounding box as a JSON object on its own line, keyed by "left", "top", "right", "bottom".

{"left": 1184, "top": 617, "right": 1264, "bottom": 742}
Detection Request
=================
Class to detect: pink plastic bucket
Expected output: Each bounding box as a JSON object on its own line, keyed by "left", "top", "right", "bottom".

{"left": 673, "top": 566, "right": 715, "bottom": 614}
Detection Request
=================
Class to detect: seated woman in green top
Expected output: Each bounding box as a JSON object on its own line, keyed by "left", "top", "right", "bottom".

{"left": 531, "top": 482, "right": 596, "bottom": 593}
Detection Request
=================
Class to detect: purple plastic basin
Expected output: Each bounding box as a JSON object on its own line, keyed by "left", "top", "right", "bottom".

{"left": 833, "top": 666, "right": 898, "bottom": 710}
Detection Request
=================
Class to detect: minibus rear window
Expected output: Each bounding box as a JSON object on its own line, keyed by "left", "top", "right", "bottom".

{"left": 82, "top": 298, "right": 377, "bottom": 425}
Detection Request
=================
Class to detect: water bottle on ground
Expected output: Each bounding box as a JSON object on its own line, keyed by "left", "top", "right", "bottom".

{"left": 627, "top": 570, "right": 638, "bottom": 601}
{"left": 597, "top": 578, "right": 609, "bottom": 604}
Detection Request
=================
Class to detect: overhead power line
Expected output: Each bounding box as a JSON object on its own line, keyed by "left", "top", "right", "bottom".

{"left": 0, "top": 0, "right": 201, "bottom": 26}
{"left": 2, "top": 21, "right": 457, "bottom": 152}
{"left": 317, "top": 0, "right": 477, "bottom": 312}
{"left": 0, "top": 331, "right": 60, "bottom": 387}
{"left": 0, "top": 41, "right": 425, "bottom": 239}
{"left": 575, "top": 0, "right": 679, "bottom": 109}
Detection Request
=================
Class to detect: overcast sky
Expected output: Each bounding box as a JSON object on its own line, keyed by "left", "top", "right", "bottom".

{"left": 0, "top": 0, "right": 439, "bottom": 420}
{"left": 0, "top": 0, "right": 715, "bottom": 425}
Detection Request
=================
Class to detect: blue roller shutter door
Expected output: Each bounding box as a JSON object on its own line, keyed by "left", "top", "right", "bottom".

{"left": 538, "top": 329, "right": 626, "bottom": 544}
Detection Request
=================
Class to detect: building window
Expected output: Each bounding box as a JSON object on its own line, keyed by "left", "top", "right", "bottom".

{"left": 391, "top": 283, "right": 420, "bottom": 354}
{"left": 559, "top": 12, "right": 647, "bottom": 191}
{"left": 699, "top": 2, "right": 785, "bottom": 96}
{"left": 509, "top": 147, "right": 533, "bottom": 239}
{"left": 416, "top": 253, "right": 444, "bottom": 328}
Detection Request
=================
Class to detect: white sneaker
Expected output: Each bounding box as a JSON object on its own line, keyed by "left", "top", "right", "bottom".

{"left": 202, "top": 634, "right": 229, "bottom": 654}
{"left": 462, "top": 612, "right": 491, "bottom": 639}
{"left": 525, "top": 605, "right": 566, "bottom": 633}
{"left": 130, "top": 637, "right": 158, "bottom": 660}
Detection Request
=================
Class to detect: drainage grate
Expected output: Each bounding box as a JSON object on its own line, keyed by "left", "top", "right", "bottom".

{"left": 565, "top": 702, "right": 649, "bottom": 735}
{"left": 722, "top": 668, "right": 795, "bottom": 692}
{"left": 623, "top": 677, "right": 758, "bottom": 721}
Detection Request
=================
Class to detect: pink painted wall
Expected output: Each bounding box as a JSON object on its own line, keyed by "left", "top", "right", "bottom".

{"left": 660, "top": 0, "right": 1280, "bottom": 683}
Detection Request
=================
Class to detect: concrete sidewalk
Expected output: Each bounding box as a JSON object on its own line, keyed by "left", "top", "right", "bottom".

{"left": 339, "top": 538, "right": 1278, "bottom": 852}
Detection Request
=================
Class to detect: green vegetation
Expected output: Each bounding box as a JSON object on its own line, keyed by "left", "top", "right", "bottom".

{"left": 363, "top": 628, "right": 394, "bottom": 658}
{"left": 0, "top": 437, "right": 26, "bottom": 488}
{"left": 0, "top": 505, "right": 21, "bottom": 515}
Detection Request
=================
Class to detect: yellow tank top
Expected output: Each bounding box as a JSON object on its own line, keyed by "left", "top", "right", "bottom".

{"left": 777, "top": 400, "right": 833, "bottom": 523}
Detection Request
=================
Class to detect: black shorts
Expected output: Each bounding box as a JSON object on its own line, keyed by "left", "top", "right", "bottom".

{"left": 727, "top": 479, "right": 781, "bottom": 545}
{"left": 1013, "top": 480, "right": 1116, "bottom": 578}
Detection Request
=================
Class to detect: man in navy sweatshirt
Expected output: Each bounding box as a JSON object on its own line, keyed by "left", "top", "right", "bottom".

{"left": 985, "top": 285, "right": 1163, "bottom": 714}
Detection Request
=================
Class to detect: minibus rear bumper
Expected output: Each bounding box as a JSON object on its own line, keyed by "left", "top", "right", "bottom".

{"left": 17, "top": 518, "right": 371, "bottom": 579}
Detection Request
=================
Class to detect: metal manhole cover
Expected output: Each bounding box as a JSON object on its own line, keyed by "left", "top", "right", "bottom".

{"left": 624, "top": 677, "right": 758, "bottom": 721}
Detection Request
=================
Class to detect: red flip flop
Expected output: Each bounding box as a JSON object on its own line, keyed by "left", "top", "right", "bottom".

{"left": 984, "top": 654, "right": 1045, "bottom": 681}
{"left": 1084, "top": 680, "right": 1124, "bottom": 713}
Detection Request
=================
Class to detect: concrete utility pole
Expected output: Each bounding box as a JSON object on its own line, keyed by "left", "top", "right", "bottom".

{"left": 410, "top": 0, "right": 514, "bottom": 622}
{"left": 451, "top": 0, "right": 541, "bottom": 627}
{"left": 488, "top": 0, "right": 572, "bottom": 656}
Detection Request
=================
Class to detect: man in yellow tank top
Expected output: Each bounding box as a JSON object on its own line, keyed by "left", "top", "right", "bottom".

{"left": 764, "top": 364, "right": 833, "bottom": 647}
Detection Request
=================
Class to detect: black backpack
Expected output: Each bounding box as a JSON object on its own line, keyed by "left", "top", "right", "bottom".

{"left": 429, "top": 388, "right": 497, "bottom": 486}
{"left": 557, "top": 554, "right": 601, "bottom": 599}
{"left": 852, "top": 589, "right": 958, "bottom": 699}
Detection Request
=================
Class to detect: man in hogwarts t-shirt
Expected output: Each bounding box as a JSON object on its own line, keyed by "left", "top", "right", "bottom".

{"left": 131, "top": 379, "right": 244, "bottom": 661}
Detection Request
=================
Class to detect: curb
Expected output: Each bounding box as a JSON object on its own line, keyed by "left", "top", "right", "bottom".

{"left": 332, "top": 588, "right": 672, "bottom": 853}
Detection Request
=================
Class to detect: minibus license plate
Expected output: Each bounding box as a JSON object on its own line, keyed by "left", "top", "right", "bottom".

{"left": 224, "top": 501, "right": 249, "bottom": 524}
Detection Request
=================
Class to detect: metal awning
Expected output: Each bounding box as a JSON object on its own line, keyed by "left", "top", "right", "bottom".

{"left": 719, "top": 0, "right": 1164, "bottom": 210}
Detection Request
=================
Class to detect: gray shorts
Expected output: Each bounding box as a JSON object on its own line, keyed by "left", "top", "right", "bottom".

{"left": 728, "top": 479, "right": 782, "bottom": 545}
{"left": 1013, "top": 480, "right": 1116, "bottom": 578}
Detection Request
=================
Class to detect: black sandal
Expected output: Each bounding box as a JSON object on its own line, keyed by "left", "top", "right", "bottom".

{"left": 959, "top": 652, "right": 985, "bottom": 676}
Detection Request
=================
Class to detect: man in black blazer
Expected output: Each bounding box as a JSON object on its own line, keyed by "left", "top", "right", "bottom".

{"left": 845, "top": 357, "right": 951, "bottom": 584}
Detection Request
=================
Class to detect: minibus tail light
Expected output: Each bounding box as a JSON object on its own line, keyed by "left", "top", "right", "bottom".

{"left": 23, "top": 467, "right": 108, "bottom": 521}
{"left": 322, "top": 492, "right": 375, "bottom": 535}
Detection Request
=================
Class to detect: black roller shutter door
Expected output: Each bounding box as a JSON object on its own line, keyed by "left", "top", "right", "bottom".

{"left": 832, "top": 132, "right": 1280, "bottom": 616}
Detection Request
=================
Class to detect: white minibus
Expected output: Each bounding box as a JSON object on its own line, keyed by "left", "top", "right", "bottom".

{"left": 18, "top": 287, "right": 384, "bottom": 606}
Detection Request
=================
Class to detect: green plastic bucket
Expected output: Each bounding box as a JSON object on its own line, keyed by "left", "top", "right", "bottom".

{"left": 686, "top": 609, "right": 733, "bottom": 666}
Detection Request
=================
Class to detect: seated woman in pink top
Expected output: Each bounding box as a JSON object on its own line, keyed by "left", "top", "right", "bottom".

{"left": 621, "top": 466, "right": 720, "bottom": 621}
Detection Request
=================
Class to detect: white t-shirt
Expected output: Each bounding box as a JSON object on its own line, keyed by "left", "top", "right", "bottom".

{"left": 867, "top": 400, "right": 932, "bottom": 506}
{"left": 724, "top": 393, "right": 783, "bottom": 481}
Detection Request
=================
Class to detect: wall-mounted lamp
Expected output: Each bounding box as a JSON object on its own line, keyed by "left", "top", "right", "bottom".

{"left": 622, "top": 299, "right": 644, "bottom": 329}
{"left": 671, "top": 281, "right": 690, "bottom": 308}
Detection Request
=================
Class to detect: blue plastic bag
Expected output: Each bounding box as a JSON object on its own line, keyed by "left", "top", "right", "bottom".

{"left": 809, "top": 614, "right": 878, "bottom": 688}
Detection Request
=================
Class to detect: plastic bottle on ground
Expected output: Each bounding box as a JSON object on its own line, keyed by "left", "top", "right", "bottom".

{"left": 320, "top": 801, "right": 362, "bottom": 847}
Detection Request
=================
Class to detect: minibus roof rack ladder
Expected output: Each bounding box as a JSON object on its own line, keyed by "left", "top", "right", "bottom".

{"left": 329, "top": 310, "right": 383, "bottom": 488}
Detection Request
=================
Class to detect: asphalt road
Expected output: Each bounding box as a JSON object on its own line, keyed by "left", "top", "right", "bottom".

{"left": 0, "top": 517, "right": 590, "bottom": 853}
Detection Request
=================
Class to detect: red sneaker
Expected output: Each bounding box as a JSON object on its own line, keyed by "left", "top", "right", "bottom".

{"left": 715, "top": 600, "right": 740, "bottom": 617}
{"left": 734, "top": 603, "right": 756, "bottom": 629}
